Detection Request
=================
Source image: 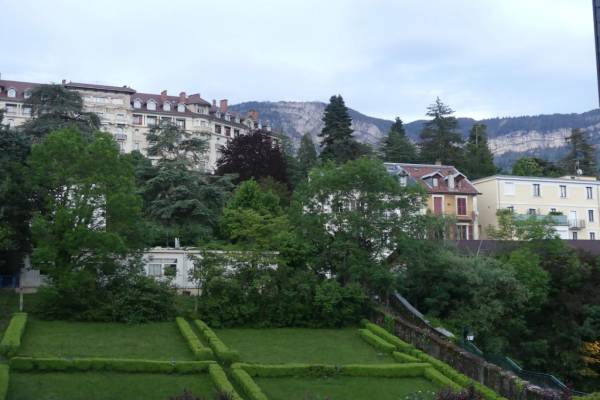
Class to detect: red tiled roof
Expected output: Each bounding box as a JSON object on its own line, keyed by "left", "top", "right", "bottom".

{"left": 64, "top": 82, "right": 136, "bottom": 94}
{"left": 0, "top": 80, "right": 38, "bottom": 100}
{"left": 187, "top": 93, "right": 211, "bottom": 106}
{"left": 394, "top": 163, "right": 479, "bottom": 195}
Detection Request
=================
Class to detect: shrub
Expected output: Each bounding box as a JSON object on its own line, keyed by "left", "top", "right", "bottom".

{"left": 342, "top": 363, "right": 429, "bottom": 377}
{"left": 357, "top": 328, "right": 395, "bottom": 353}
{"left": 208, "top": 364, "right": 242, "bottom": 400}
{"left": 0, "top": 312, "right": 27, "bottom": 357}
{"left": 231, "top": 367, "right": 269, "bottom": 400}
{"left": 362, "top": 320, "right": 413, "bottom": 352}
{"left": 0, "top": 364, "right": 8, "bottom": 400}
{"left": 194, "top": 320, "right": 240, "bottom": 364}
{"left": 176, "top": 317, "right": 213, "bottom": 360}
{"left": 9, "top": 356, "right": 213, "bottom": 374}
{"left": 234, "top": 363, "right": 338, "bottom": 378}
{"left": 392, "top": 351, "right": 419, "bottom": 363}
{"left": 425, "top": 368, "right": 462, "bottom": 390}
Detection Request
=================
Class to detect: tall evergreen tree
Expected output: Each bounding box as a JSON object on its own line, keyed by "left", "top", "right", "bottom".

{"left": 296, "top": 133, "right": 318, "bottom": 180}
{"left": 561, "top": 128, "right": 597, "bottom": 176}
{"left": 462, "top": 124, "right": 497, "bottom": 179}
{"left": 380, "top": 117, "right": 418, "bottom": 163}
{"left": 318, "top": 95, "right": 366, "bottom": 164}
{"left": 419, "top": 98, "right": 464, "bottom": 166}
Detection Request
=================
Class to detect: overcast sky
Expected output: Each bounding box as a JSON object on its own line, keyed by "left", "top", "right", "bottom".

{"left": 0, "top": 0, "right": 596, "bottom": 122}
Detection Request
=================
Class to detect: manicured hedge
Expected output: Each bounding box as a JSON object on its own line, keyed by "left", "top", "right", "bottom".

{"left": 176, "top": 317, "right": 213, "bottom": 360}
{"left": 0, "top": 312, "right": 27, "bottom": 357}
{"left": 233, "top": 363, "right": 339, "bottom": 378}
{"left": 208, "top": 364, "right": 242, "bottom": 400}
{"left": 10, "top": 357, "right": 214, "bottom": 374}
{"left": 362, "top": 320, "right": 414, "bottom": 352}
{"left": 424, "top": 367, "right": 462, "bottom": 390}
{"left": 194, "top": 320, "right": 240, "bottom": 364}
{"left": 358, "top": 328, "right": 395, "bottom": 353}
{"left": 231, "top": 366, "right": 269, "bottom": 400}
{"left": 342, "top": 363, "right": 430, "bottom": 377}
{"left": 0, "top": 364, "right": 8, "bottom": 400}
{"left": 392, "top": 351, "right": 419, "bottom": 363}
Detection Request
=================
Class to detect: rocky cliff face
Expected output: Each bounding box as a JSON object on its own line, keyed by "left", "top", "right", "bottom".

{"left": 230, "top": 101, "right": 600, "bottom": 170}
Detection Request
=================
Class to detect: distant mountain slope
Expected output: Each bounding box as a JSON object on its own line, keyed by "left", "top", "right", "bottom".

{"left": 230, "top": 101, "right": 600, "bottom": 170}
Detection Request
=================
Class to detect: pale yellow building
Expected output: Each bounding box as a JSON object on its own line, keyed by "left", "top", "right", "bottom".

{"left": 473, "top": 175, "right": 600, "bottom": 240}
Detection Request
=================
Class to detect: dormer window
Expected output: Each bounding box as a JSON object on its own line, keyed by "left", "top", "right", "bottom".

{"left": 432, "top": 178, "right": 439, "bottom": 187}
{"left": 177, "top": 104, "right": 185, "bottom": 113}
{"left": 147, "top": 100, "right": 156, "bottom": 111}
{"left": 133, "top": 99, "right": 141, "bottom": 109}
{"left": 163, "top": 102, "right": 171, "bottom": 112}
{"left": 7, "top": 88, "right": 16, "bottom": 98}
{"left": 399, "top": 175, "right": 408, "bottom": 187}
{"left": 24, "top": 89, "right": 32, "bottom": 99}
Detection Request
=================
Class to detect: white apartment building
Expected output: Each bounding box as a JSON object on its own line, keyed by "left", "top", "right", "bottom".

{"left": 473, "top": 175, "right": 600, "bottom": 240}
{"left": 0, "top": 78, "right": 272, "bottom": 172}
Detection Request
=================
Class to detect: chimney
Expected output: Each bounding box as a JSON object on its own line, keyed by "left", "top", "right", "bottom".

{"left": 212, "top": 99, "right": 217, "bottom": 108}
{"left": 161, "top": 90, "right": 167, "bottom": 96}
{"left": 179, "top": 91, "right": 186, "bottom": 101}
{"left": 248, "top": 109, "right": 259, "bottom": 121}
{"left": 219, "top": 99, "right": 228, "bottom": 113}
{"left": 435, "top": 160, "right": 442, "bottom": 166}
{"left": 62, "top": 79, "right": 66, "bottom": 85}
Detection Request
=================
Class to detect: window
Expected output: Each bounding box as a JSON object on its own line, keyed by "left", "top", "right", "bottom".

{"left": 132, "top": 114, "right": 142, "bottom": 125}
{"left": 550, "top": 208, "right": 557, "bottom": 213}
{"left": 146, "top": 258, "right": 177, "bottom": 278}
{"left": 572, "top": 232, "right": 578, "bottom": 240}
{"left": 432, "top": 178, "right": 439, "bottom": 187}
{"left": 560, "top": 185, "right": 567, "bottom": 198}
{"left": 399, "top": 175, "right": 407, "bottom": 187}
{"left": 134, "top": 142, "right": 140, "bottom": 151}
{"left": 225, "top": 126, "right": 231, "bottom": 137}
{"left": 234, "top": 129, "right": 240, "bottom": 137}
{"left": 7, "top": 88, "right": 16, "bottom": 98}
{"left": 533, "top": 184, "right": 541, "bottom": 197}
{"left": 433, "top": 196, "right": 443, "bottom": 215}
{"left": 457, "top": 197, "right": 467, "bottom": 216}
{"left": 147, "top": 264, "right": 162, "bottom": 277}
{"left": 146, "top": 116, "right": 157, "bottom": 126}
{"left": 506, "top": 206, "right": 514, "bottom": 213}
{"left": 591, "top": 232, "right": 596, "bottom": 240}
{"left": 24, "top": 89, "right": 31, "bottom": 99}
{"left": 22, "top": 106, "right": 31, "bottom": 116}
{"left": 503, "top": 182, "right": 515, "bottom": 196}
{"left": 177, "top": 104, "right": 185, "bottom": 112}
{"left": 215, "top": 124, "right": 222, "bottom": 134}
{"left": 5, "top": 104, "right": 17, "bottom": 114}
{"left": 587, "top": 186, "right": 593, "bottom": 199}
{"left": 147, "top": 100, "right": 156, "bottom": 111}
{"left": 133, "top": 99, "right": 141, "bottom": 109}
{"left": 160, "top": 116, "right": 172, "bottom": 124}
{"left": 528, "top": 208, "right": 537, "bottom": 216}
{"left": 589, "top": 210, "right": 595, "bottom": 223}
{"left": 176, "top": 119, "right": 185, "bottom": 129}
{"left": 163, "top": 102, "right": 171, "bottom": 111}
{"left": 456, "top": 224, "right": 469, "bottom": 240}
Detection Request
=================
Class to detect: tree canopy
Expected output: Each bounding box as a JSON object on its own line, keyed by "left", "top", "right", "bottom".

{"left": 561, "top": 128, "right": 597, "bottom": 176}
{"left": 462, "top": 123, "right": 497, "bottom": 179}
{"left": 419, "top": 98, "right": 464, "bottom": 166}
{"left": 380, "top": 117, "right": 418, "bottom": 163}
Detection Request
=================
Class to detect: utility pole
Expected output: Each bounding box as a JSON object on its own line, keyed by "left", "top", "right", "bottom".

{"left": 593, "top": 0, "right": 600, "bottom": 106}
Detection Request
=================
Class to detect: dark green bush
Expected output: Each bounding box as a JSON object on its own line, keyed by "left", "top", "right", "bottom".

{"left": 357, "top": 328, "right": 395, "bottom": 353}
{"left": 208, "top": 364, "right": 242, "bottom": 400}
{"left": 231, "top": 367, "right": 268, "bottom": 400}
{"left": 0, "top": 312, "right": 27, "bottom": 357}
{"left": 176, "top": 317, "right": 213, "bottom": 360}
{"left": 194, "top": 320, "right": 240, "bottom": 364}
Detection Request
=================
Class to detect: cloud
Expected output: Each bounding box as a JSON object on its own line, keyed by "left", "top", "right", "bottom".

{"left": 0, "top": 0, "right": 596, "bottom": 122}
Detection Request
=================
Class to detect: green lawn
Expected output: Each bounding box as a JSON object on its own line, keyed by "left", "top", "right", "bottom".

{"left": 7, "top": 372, "right": 215, "bottom": 400}
{"left": 214, "top": 327, "right": 394, "bottom": 364}
{"left": 18, "top": 319, "right": 195, "bottom": 360}
{"left": 255, "top": 376, "right": 439, "bottom": 400}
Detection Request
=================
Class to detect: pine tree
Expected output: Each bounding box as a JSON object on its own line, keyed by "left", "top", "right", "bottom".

{"left": 380, "top": 117, "right": 418, "bottom": 163}
{"left": 462, "top": 124, "right": 497, "bottom": 179}
{"left": 296, "top": 133, "right": 318, "bottom": 179}
{"left": 419, "top": 98, "right": 464, "bottom": 166}
{"left": 562, "top": 128, "right": 597, "bottom": 176}
{"left": 318, "top": 95, "right": 365, "bottom": 164}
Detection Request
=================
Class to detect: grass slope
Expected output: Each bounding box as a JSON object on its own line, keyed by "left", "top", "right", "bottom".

{"left": 256, "top": 376, "right": 438, "bottom": 400}
{"left": 19, "top": 319, "right": 194, "bottom": 360}
{"left": 7, "top": 372, "right": 215, "bottom": 400}
{"left": 214, "top": 328, "right": 394, "bottom": 364}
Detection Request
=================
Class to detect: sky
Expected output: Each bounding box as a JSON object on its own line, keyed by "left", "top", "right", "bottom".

{"left": 0, "top": 0, "right": 596, "bottom": 122}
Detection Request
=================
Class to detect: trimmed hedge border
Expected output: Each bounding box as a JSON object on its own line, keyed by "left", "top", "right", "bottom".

{"left": 357, "top": 328, "right": 395, "bottom": 354}
{"left": 393, "top": 351, "right": 419, "bottom": 363}
{"left": 0, "top": 313, "right": 27, "bottom": 358}
{"left": 194, "top": 320, "right": 240, "bottom": 364}
{"left": 9, "top": 357, "right": 214, "bottom": 374}
{"left": 424, "top": 367, "right": 462, "bottom": 390}
{"left": 231, "top": 366, "right": 269, "bottom": 400}
{"left": 176, "top": 317, "right": 213, "bottom": 360}
{"left": 363, "top": 318, "right": 506, "bottom": 400}
{"left": 0, "top": 364, "right": 8, "bottom": 400}
{"left": 208, "top": 363, "right": 243, "bottom": 400}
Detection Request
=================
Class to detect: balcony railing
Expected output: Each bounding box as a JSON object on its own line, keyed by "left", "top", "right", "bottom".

{"left": 568, "top": 219, "right": 586, "bottom": 230}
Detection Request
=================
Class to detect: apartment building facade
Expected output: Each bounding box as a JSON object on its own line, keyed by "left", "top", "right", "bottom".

{"left": 473, "top": 175, "right": 600, "bottom": 240}
{"left": 0, "top": 78, "right": 271, "bottom": 172}
{"left": 385, "top": 163, "right": 480, "bottom": 240}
